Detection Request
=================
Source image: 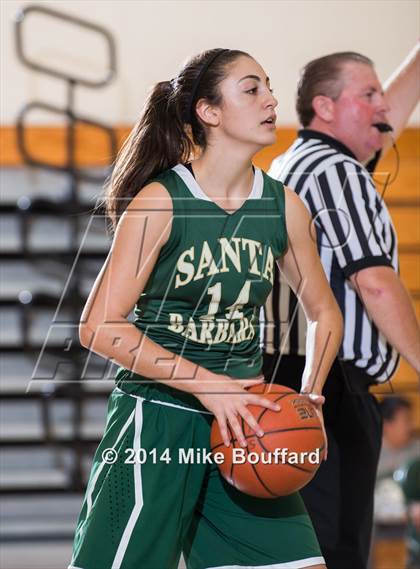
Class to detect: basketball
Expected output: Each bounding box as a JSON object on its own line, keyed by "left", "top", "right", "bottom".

{"left": 210, "top": 384, "right": 325, "bottom": 498}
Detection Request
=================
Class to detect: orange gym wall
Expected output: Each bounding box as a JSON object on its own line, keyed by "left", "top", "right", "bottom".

{"left": 1, "top": 125, "right": 419, "bottom": 414}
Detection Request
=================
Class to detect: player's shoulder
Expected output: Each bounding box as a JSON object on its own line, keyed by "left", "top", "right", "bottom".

{"left": 126, "top": 181, "right": 172, "bottom": 213}
{"left": 283, "top": 186, "right": 309, "bottom": 216}
{"left": 125, "top": 165, "right": 185, "bottom": 214}
{"left": 117, "top": 185, "right": 172, "bottom": 245}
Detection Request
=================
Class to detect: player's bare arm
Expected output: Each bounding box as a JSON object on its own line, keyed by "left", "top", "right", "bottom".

{"left": 279, "top": 189, "right": 343, "bottom": 398}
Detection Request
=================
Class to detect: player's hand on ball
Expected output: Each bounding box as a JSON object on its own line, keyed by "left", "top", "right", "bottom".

{"left": 305, "top": 393, "right": 328, "bottom": 461}
{"left": 195, "top": 375, "right": 281, "bottom": 448}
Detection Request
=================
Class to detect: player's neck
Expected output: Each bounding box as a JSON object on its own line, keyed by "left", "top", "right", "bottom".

{"left": 192, "top": 148, "right": 255, "bottom": 200}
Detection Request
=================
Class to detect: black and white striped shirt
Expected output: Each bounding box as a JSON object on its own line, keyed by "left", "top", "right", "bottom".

{"left": 265, "top": 129, "right": 399, "bottom": 382}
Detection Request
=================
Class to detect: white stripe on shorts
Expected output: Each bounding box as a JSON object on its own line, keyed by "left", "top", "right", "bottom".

{"left": 68, "top": 407, "right": 137, "bottom": 569}
{"left": 111, "top": 398, "right": 145, "bottom": 569}
{"left": 115, "top": 386, "right": 213, "bottom": 415}
{"left": 207, "top": 557, "right": 325, "bottom": 569}
{"left": 87, "top": 408, "right": 135, "bottom": 517}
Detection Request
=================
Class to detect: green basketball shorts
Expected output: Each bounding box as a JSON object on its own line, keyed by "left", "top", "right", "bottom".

{"left": 69, "top": 387, "right": 324, "bottom": 569}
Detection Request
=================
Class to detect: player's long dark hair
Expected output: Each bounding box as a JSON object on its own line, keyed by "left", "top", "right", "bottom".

{"left": 105, "top": 48, "right": 249, "bottom": 229}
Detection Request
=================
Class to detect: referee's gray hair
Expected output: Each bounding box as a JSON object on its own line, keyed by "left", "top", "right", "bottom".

{"left": 296, "top": 52, "right": 374, "bottom": 127}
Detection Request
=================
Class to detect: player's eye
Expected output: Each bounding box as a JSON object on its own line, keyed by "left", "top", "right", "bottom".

{"left": 245, "top": 87, "right": 258, "bottom": 94}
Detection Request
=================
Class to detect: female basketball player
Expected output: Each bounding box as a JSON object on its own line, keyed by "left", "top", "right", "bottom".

{"left": 69, "top": 49, "right": 343, "bottom": 569}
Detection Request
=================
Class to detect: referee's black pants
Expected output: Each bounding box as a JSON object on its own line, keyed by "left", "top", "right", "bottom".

{"left": 263, "top": 354, "right": 383, "bottom": 569}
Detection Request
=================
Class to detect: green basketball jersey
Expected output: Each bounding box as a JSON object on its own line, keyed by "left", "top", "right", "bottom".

{"left": 116, "top": 164, "right": 287, "bottom": 407}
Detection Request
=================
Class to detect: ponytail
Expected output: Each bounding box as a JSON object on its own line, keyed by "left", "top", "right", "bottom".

{"left": 106, "top": 81, "right": 193, "bottom": 228}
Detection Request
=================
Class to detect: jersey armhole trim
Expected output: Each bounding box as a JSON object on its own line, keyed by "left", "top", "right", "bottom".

{"left": 147, "top": 177, "right": 180, "bottom": 261}
{"left": 279, "top": 181, "right": 288, "bottom": 257}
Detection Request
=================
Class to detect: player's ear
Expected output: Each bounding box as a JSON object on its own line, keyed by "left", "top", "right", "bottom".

{"left": 312, "top": 95, "right": 334, "bottom": 123}
{"left": 195, "top": 98, "right": 220, "bottom": 127}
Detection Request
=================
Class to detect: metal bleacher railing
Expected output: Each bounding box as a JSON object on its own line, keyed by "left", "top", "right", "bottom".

{"left": 1, "top": 4, "right": 118, "bottom": 495}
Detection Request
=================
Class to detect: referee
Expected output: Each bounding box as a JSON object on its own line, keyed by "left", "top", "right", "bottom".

{"left": 264, "top": 47, "right": 420, "bottom": 569}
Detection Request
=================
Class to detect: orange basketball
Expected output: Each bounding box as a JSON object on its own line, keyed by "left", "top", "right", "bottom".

{"left": 210, "top": 384, "right": 325, "bottom": 498}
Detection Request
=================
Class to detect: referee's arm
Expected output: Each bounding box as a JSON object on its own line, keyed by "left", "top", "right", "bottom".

{"left": 381, "top": 42, "right": 420, "bottom": 156}
{"left": 313, "top": 161, "right": 420, "bottom": 374}
{"left": 350, "top": 267, "right": 420, "bottom": 373}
